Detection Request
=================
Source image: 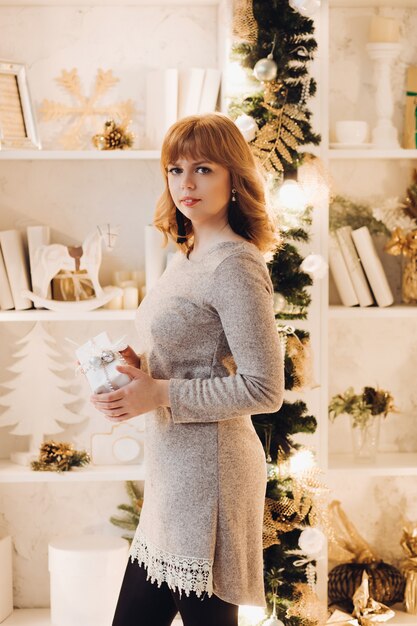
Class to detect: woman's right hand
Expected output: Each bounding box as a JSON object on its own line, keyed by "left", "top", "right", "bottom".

{"left": 119, "top": 345, "right": 141, "bottom": 369}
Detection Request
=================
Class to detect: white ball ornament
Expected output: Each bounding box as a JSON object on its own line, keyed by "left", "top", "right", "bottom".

{"left": 235, "top": 114, "right": 259, "bottom": 142}
{"left": 253, "top": 55, "right": 278, "bottom": 82}
{"left": 300, "top": 254, "right": 328, "bottom": 280}
{"left": 289, "top": 0, "right": 321, "bottom": 17}
{"left": 298, "top": 527, "right": 325, "bottom": 556}
{"left": 263, "top": 618, "right": 285, "bottom": 626}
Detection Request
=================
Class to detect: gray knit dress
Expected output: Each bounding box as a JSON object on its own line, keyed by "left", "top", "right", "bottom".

{"left": 129, "top": 240, "right": 284, "bottom": 607}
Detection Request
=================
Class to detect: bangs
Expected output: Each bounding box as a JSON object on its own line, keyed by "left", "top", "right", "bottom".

{"left": 162, "top": 118, "right": 226, "bottom": 168}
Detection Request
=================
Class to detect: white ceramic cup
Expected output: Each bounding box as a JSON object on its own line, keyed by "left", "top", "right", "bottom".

{"left": 335, "top": 120, "right": 369, "bottom": 145}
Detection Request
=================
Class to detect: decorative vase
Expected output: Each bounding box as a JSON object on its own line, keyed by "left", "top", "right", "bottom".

{"left": 402, "top": 253, "right": 417, "bottom": 304}
{"left": 350, "top": 415, "right": 380, "bottom": 462}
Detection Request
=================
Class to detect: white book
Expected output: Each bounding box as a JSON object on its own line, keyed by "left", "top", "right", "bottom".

{"left": 0, "top": 229, "right": 32, "bottom": 310}
{"left": 178, "top": 68, "right": 205, "bottom": 119}
{"left": 335, "top": 226, "right": 374, "bottom": 307}
{"left": 198, "top": 68, "right": 221, "bottom": 114}
{"left": 145, "top": 68, "right": 178, "bottom": 149}
{"left": 351, "top": 226, "right": 394, "bottom": 308}
{"left": 27, "top": 225, "right": 51, "bottom": 304}
{"left": 328, "top": 233, "right": 359, "bottom": 307}
{"left": 0, "top": 246, "right": 14, "bottom": 310}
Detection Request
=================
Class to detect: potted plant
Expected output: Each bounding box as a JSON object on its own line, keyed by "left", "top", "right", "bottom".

{"left": 328, "top": 386, "right": 396, "bottom": 462}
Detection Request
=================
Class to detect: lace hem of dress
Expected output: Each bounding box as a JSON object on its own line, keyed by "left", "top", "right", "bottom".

{"left": 129, "top": 528, "right": 214, "bottom": 599}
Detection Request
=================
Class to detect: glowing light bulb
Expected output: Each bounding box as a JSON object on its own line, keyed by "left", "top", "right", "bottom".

{"left": 289, "top": 449, "right": 315, "bottom": 475}
{"left": 277, "top": 180, "right": 307, "bottom": 211}
{"left": 239, "top": 605, "right": 267, "bottom": 625}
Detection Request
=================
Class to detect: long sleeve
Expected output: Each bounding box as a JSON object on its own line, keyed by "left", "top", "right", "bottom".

{"left": 169, "top": 251, "right": 284, "bottom": 424}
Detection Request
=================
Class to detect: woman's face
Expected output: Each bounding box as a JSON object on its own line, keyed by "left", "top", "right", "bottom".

{"left": 167, "top": 157, "right": 232, "bottom": 227}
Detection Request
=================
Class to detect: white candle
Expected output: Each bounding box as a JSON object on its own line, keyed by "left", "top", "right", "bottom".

{"left": 369, "top": 16, "right": 400, "bottom": 43}
{"left": 123, "top": 286, "right": 139, "bottom": 310}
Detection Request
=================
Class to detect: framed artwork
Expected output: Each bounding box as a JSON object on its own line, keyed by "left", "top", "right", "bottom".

{"left": 0, "top": 60, "right": 41, "bottom": 150}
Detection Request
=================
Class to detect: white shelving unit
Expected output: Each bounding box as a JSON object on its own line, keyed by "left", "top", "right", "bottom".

{"left": 0, "top": 309, "right": 137, "bottom": 321}
{"left": 328, "top": 148, "right": 417, "bottom": 159}
{"left": 328, "top": 453, "right": 417, "bottom": 475}
{"left": 0, "top": 150, "right": 160, "bottom": 160}
{"left": 329, "top": 305, "right": 417, "bottom": 318}
{"left": 0, "top": 461, "right": 145, "bottom": 483}
{"left": 2, "top": 609, "right": 184, "bottom": 625}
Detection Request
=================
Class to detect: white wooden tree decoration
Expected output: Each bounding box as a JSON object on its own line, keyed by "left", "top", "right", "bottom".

{"left": 23, "top": 224, "right": 122, "bottom": 311}
{"left": 0, "top": 322, "right": 87, "bottom": 465}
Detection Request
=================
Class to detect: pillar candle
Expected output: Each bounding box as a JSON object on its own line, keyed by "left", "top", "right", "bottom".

{"left": 368, "top": 16, "right": 400, "bottom": 43}
{"left": 122, "top": 286, "right": 139, "bottom": 310}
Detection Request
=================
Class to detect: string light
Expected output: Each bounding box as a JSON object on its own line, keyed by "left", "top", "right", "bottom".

{"left": 277, "top": 180, "right": 307, "bottom": 212}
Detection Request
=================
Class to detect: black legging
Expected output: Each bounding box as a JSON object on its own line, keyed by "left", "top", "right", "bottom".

{"left": 112, "top": 559, "right": 239, "bottom": 626}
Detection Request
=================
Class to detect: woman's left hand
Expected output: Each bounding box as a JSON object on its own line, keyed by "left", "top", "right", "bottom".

{"left": 90, "top": 364, "right": 161, "bottom": 422}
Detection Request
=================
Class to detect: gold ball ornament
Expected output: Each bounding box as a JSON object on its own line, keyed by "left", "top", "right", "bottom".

{"left": 253, "top": 54, "right": 278, "bottom": 81}
{"left": 93, "top": 134, "right": 107, "bottom": 150}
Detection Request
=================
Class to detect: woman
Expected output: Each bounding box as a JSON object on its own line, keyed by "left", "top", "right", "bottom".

{"left": 91, "top": 113, "right": 284, "bottom": 626}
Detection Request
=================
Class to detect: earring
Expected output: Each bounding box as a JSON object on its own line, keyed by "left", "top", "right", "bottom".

{"left": 175, "top": 208, "right": 187, "bottom": 244}
{"left": 231, "top": 188, "right": 237, "bottom": 202}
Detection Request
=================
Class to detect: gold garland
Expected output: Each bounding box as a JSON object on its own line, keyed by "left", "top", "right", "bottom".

{"left": 232, "top": 0, "right": 258, "bottom": 44}
{"left": 263, "top": 470, "right": 329, "bottom": 549}
{"left": 286, "top": 582, "right": 329, "bottom": 625}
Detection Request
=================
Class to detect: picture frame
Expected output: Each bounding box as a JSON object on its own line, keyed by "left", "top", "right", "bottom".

{"left": 0, "top": 60, "right": 41, "bottom": 150}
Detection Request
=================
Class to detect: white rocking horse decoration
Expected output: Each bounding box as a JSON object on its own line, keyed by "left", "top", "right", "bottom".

{"left": 23, "top": 224, "right": 122, "bottom": 311}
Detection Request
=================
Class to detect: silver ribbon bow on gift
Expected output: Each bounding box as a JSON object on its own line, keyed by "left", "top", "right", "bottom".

{"left": 73, "top": 336, "right": 128, "bottom": 376}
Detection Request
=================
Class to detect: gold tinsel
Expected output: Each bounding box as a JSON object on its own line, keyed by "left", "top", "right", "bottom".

{"left": 31, "top": 441, "right": 91, "bottom": 473}
{"left": 286, "top": 335, "right": 318, "bottom": 391}
{"left": 286, "top": 582, "right": 329, "bottom": 626}
{"left": 263, "top": 468, "right": 329, "bottom": 550}
{"left": 232, "top": 0, "right": 258, "bottom": 44}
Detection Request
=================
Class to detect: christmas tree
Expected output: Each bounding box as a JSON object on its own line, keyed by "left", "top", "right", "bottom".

{"left": 231, "top": 0, "right": 328, "bottom": 624}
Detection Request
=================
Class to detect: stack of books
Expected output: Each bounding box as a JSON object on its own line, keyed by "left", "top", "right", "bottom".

{"left": 329, "top": 225, "right": 394, "bottom": 307}
{"left": 145, "top": 67, "right": 222, "bottom": 149}
{"left": 0, "top": 226, "right": 50, "bottom": 311}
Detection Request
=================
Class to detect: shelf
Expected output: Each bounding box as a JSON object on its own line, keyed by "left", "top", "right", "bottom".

{"left": 0, "top": 0, "right": 219, "bottom": 4}
{"left": 3, "top": 607, "right": 416, "bottom": 626}
{"left": 328, "top": 453, "right": 417, "bottom": 476}
{"left": 2, "top": 609, "right": 184, "bottom": 625}
{"left": 0, "top": 150, "right": 160, "bottom": 160}
{"left": 328, "top": 149, "right": 417, "bottom": 160}
{"left": 329, "top": 305, "right": 417, "bottom": 319}
{"left": 0, "top": 309, "right": 137, "bottom": 321}
{"left": 0, "top": 461, "right": 145, "bottom": 483}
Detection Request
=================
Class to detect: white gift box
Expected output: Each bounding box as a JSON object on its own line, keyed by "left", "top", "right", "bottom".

{"left": 0, "top": 535, "right": 13, "bottom": 622}
{"left": 76, "top": 332, "right": 131, "bottom": 394}
{"left": 48, "top": 535, "right": 128, "bottom": 626}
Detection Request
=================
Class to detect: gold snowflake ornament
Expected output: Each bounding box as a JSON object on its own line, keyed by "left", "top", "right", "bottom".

{"left": 39, "top": 68, "right": 137, "bottom": 149}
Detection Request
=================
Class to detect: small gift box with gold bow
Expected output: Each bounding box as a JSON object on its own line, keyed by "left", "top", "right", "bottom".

{"left": 385, "top": 227, "right": 417, "bottom": 303}
{"left": 76, "top": 332, "right": 131, "bottom": 394}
